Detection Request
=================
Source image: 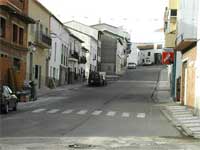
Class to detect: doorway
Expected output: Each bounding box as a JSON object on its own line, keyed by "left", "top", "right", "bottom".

{"left": 182, "top": 61, "right": 188, "bottom": 105}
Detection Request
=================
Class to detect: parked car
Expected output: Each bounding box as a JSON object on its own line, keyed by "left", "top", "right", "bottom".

{"left": 127, "top": 62, "right": 137, "bottom": 69}
{"left": 0, "top": 85, "right": 18, "bottom": 114}
{"left": 88, "top": 71, "right": 107, "bottom": 86}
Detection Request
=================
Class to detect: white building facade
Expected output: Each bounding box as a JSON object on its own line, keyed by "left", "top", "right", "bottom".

{"left": 64, "top": 21, "right": 101, "bottom": 78}
{"left": 127, "top": 44, "right": 141, "bottom": 65}
{"left": 137, "top": 43, "right": 163, "bottom": 65}
{"left": 49, "top": 16, "right": 70, "bottom": 86}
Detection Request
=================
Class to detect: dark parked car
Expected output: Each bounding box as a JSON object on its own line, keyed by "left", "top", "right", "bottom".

{"left": 88, "top": 71, "right": 107, "bottom": 86}
{"left": 0, "top": 86, "right": 18, "bottom": 114}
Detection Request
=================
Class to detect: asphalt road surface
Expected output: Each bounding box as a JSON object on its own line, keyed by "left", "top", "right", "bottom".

{"left": 1, "top": 66, "right": 200, "bottom": 149}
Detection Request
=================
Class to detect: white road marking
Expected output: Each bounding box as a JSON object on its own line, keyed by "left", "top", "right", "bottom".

{"left": 47, "top": 109, "right": 60, "bottom": 114}
{"left": 137, "top": 113, "right": 146, "bottom": 118}
{"left": 106, "top": 111, "right": 116, "bottom": 116}
{"left": 32, "top": 108, "right": 46, "bottom": 113}
{"left": 77, "top": 110, "right": 88, "bottom": 115}
{"left": 62, "top": 109, "right": 74, "bottom": 114}
{"left": 92, "top": 110, "right": 102, "bottom": 116}
{"left": 122, "top": 112, "right": 130, "bottom": 118}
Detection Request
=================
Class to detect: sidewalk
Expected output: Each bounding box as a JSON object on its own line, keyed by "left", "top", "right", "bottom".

{"left": 156, "top": 68, "right": 200, "bottom": 139}
{"left": 18, "top": 82, "right": 87, "bottom": 109}
{"left": 37, "top": 82, "right": 87, "bottom": 97}
{"left": 152, "top": 67, "right": 173, "bottom": 103}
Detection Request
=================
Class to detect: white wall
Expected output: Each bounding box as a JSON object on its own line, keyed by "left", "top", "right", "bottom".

{"left": 90, "top": 38, "right": 98, "bottom": 71}
{"left": 177, "top": 0, "right": 198, "bottom": 43}
{"left": 66, "top": 21, "right": 99, "bottom": 40}
{"left": 127, "top": 45, "right": 140, "bottom": 65}
{"left": 140, "top": 49, "right": 155, "bottom": 63}
{"left": 49, "top": 17, "right": 70, "bottom": 80}
{"left": 195, "top": 1, "right": 200, "bottom": 115}
{"left": 67, "top": 28, "right": 98, "bottom": 78}
{"left": 139, "top": 49, "right": 163, "bottom": 64}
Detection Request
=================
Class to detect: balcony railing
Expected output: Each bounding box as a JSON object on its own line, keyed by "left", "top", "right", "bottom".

{"left": 8, "top": 0, "right": 24, "bottom": 11}
{"left": 70, "top": 51, "right": 79, "bottom": 60}
{"left": 36, "top": 30, "right": 52, "bottom": 48}
{"left": 42, "top": 34, "right": 52, "bottom": 47}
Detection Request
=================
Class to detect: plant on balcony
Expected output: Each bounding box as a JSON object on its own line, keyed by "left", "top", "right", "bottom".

{"left": 71, "top": 51, "right": 79, "bottom": 60}
{"left": 79, "top": 56, "right": 87, "bottom": 64}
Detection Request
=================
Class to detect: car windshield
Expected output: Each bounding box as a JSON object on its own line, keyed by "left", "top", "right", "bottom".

{"left": 6, "top": 86, "right": 12, "bottom": 94}
{"left": 1, "top": 0, "right": 200, "bottom": 150}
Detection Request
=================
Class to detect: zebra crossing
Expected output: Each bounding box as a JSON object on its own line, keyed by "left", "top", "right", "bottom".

{"left": 32, "top": 108, "right": 147, "bottom": 119}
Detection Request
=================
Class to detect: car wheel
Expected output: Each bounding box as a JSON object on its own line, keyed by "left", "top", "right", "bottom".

{"left": 13, "top": 102, "right": 17, "bottom": 111}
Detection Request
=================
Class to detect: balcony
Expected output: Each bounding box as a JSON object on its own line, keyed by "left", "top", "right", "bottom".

{"left": 6, "top": 0, "right": 24, "bottom": 11}
{"left": 36, "top": 31, "right": 52, "bottom": 49}
{"left": 79, "top": 56, "right": 87, "bottom": 64}
{"left": 68, "top": 51, "right": 79, "bottom": 62}
{"left": 175, "top": 0, "right": 198, "bottom": 51}
{"left": 165, "top": 33, "right": 176, "bottom": 48}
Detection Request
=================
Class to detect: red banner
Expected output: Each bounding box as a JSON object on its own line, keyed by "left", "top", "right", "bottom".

{"left": 162, "top": 52, "right": 174, "bottom": 64}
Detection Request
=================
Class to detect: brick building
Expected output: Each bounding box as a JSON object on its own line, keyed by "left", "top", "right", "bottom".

{"left": 0, "top": 0, "right": 34, "bottom": 91}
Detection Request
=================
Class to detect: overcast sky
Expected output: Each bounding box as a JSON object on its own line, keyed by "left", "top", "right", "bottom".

{"left": 38, "top": 0, "right": 167, "bottom": 43}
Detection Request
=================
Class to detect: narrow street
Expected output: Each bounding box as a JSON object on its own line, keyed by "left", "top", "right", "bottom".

{"left": 1, "top": 66, "right": 200, "bottom": 149}
{"left": 0, "top": 66, "right": 178, "bottom": 137}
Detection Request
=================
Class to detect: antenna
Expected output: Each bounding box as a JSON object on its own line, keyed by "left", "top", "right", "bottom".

{"left": 98, "top": 17, "right": 101, "bottom": 24}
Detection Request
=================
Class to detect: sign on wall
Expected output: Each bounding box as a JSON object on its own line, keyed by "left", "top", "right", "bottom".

{"left": 162, "top": 51, "right": 174, "bottom": 64}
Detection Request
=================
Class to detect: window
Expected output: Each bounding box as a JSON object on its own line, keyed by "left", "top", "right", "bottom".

{"left": 13, "top": 58, "right": 20, "bottom": 70}
{"left": 69, "top": 43, "right": 72, "bottom": 55}
{"left": 171, "top": 9, "right": 177, "bottom": 17}
{"left": 65, "top": 46, "right": 68, "bottom": 66}
{"left": 0, "top": 17, "right": 6, "bottom": 38}
{"left": 54, "top": 42, "right": 57, "bottom": 62}
{"left": 50, "top": 66, "right": 52, "bottom": 77}
{"left": 40, "top": 24, "right": 43, "bottom": 34}
{"left": 61, "top": 44, "right": 64, "bottom": 64}
{"left": 45, "top": 27, "right": 48, "bottom": 35}
{"left": 31, "top": 24, "right": 35, "bottom": 33}
{"left": 63, "top": 45, "right": 65, "bottom": 65}
{"left": 148, "top": 52, "right": 151, "bottom": 56}
{"left": 13, "top": 24, "right": 18, "bottom": 43}
{"left": 53, "top": 67, "right": 56, "bottom": 78}
{"left": 19, "top": 28, "right": 24, "bottom": 45}
{"left": 35, "top": 65, "right": 39, "bottom": 79}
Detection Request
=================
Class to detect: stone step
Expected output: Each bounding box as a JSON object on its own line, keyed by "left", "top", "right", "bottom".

{"left": 173, "top": 114, "right": 193, "bottom": 118}
{"left": 181, "top": 119, "right": 200, "bottom": 124}
{"left": 183, "top": 123, "right": 200, "bottom": 128}
{"left": 171, "top": 111, "right": 192, "bottom": 115}
{"left": 176, "top": 116, "right": 199, "bottom": 121}
{"left": 193, "top": 132, "right": 200, "bottom": 138}
{"left": 168, "top": 106, "right": 186, "bottom": 109}
{"left": 168, "top": 108, "right": 187, "bottom": 111}
{"left": 182, "top": 123, "right": 200, "bottom": 136}
{"left": 187, "top": 127, "right": 200, "bottom": 133}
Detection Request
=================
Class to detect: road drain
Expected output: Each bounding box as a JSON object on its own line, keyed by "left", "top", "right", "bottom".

{"left": 68, "top": 143, "right": 95, "bottom": 149}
